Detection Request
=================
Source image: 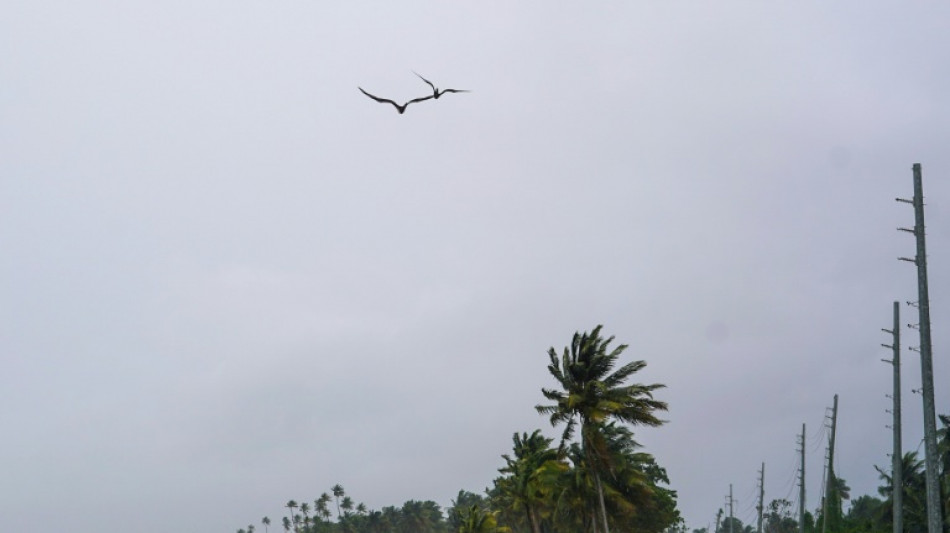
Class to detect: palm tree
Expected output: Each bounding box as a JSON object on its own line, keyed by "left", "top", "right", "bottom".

{"left": 300, "top": 502, "right": 311, "bottom": 531}
{"left": 332, "top": 485, "right": 346, "bottom": 520}
{"left": 262, "top": 517, "right": 271, "bottom": 533}
{"left": 282, "top": 516, "right": 292, "bottom": 533}
{"left": 316, "top": 494, "right": 332, "bottom": 526}
{"left": 877, "top": 451, "right": 928, "bottom": 533}
{"left": 496, "top": 430, "right": 566, "bottom": 533}
{"left": 286, "top": 501, "right": 299, "bottom": 533}
{"left": 536, "top": 325, "right": 667, "bottom": 533}
{"left": 455, "top": 504, "right": 509, "bottom": 533}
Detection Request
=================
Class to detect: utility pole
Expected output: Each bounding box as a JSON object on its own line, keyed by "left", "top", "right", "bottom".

{"left": 822, "top": 395, "right": 838, "bottom": 533}
{"left": 729, "top": 484, "right": 736, "bottom": 533}
{"left": 882, "top": 301, "right": 902, "bottom": 533}
{"left": 799, "top": 424, "right": 806, "bottom": 533}
{"left": 757, "top": 463, "right": 765, "bottom": 533}
{"left": 897, "top": 163, "right": 942, "bottom": 533}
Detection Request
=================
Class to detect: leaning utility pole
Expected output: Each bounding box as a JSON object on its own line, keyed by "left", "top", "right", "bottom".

{"left": 822, "top": 395, "right": 838, "bottom": 533}
{"left": 757, "top": 463, "right": 765, "bottom": 533}
{"left": 882, "top": 301, "right": 902, "bottom": 533}
{"left": 799, "top": 424, "right": 806, "bottom": 533}
{"left": 897, "top": 163, "right": 943, "bottom": 533}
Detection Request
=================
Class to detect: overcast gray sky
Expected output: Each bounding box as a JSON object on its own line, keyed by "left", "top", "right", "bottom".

{"left": 3, "top": 2, "right": 950, "bottom": 532}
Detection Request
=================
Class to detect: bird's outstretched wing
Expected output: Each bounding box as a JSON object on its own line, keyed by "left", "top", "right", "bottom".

{"left": 406, "top": 94, "right": 435, "bottom": 105}
{"left": 358, "top": 87, "right": 397, "bottom": 106}
{"left": 412, "top": 71, "right": 437, "bottom": 92}
{"left": 440, "top": 88, "right": 470, "bottom": 94}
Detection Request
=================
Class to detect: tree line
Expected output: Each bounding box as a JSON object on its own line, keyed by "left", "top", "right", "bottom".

{"left": 696, "top": 415, "right": 950, "bottom": 533}
{"left": 235, "top": 326, "right": 680, "bottom": 533}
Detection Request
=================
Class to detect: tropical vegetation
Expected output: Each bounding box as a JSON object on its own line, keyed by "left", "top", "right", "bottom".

{"left": 234, "top": 326, "right": 679, "bottom": 533}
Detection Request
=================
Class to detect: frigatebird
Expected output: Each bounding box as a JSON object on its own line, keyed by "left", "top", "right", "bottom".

{"left": 412, "top": 72, "right": 470, "bottom": 99}
{"left": 358, "top": 87, "right": 434, "bottom": 114}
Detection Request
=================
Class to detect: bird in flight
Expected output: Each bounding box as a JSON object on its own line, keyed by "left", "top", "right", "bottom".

{"left": 358, "top": 87, "right": 434, "bottom": 114}
{"left": 412, "top": 72, "right": 470, "bottom": 99}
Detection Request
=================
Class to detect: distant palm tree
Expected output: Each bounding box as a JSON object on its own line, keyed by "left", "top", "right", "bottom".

{"left": 282, "top": 516, "right": 292, "bottom": 533}
{"left": 316, "top": 494, "right": 332, "bottom": 525}
{"left": 300, "top": 502, "right": 311, "bottom": 530}
{"left": 342, "top": 496, "right": 354, "bottom": 517}
{"left": 536, "top": 325, "right": 667, "bottom": 533}
{"left": 332, "top": 485, "right": 346, "bottom": 519}
{"left": 262, "top": 516, "right": 271, "bottom": 533}
{"left": 285, "top": 502, "right": 299, "bottom": 532}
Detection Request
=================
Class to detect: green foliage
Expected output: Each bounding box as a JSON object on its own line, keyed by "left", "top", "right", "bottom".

{"left": 448, "top": 491, "right": 491, "bottom": 532}
{"left": 716, "top": 516, "right": 754, "bottom": 533}
{"left": 843, "top": 495, "right": 885, "bottom": 533}
{"left": 493, "top": 430, "right": 567, "bottom": 533}
{"left": 234, "top": 327, "right": 678, "bottom": 533}
{"left": 535, "top": 325, "right": 669, "bottom": 533}
{"left": 454, "top": 505, "right": 510, "bottom": 533}
{"left": 764, "top": 499, "right": 798, "bottom": 533}
{"left": 876, "top": 452, "right": 928, "bottom": 533}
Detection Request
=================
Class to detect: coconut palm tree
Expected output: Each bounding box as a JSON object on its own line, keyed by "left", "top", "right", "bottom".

{"left": 332, "top": 485, "right": 346, "bottom": 519}
{"left": 262, "top": 517, "right": 271, "bottom": 533}
{"left": 536, "top": 325, "right": 667, "bottom": 533}
{"left": 285, "top": 501, "right": 299, "bottom": 533}
{"left": 300, "top": 502, "right": 311, "bottom": 531}
{"left": 342, "top": 496, "right": 355, "bottom": 518}
{"left": 455, "top": 504, "right": 509, "bottom": 533}
{"left": 877, "top": 451, "right": 928, "bottom": 533}
{"left": 316, "top": 494, "right": 332, "bottom": 526}
{"left": 495, "top": 430, "right": 566, "bottom": 533}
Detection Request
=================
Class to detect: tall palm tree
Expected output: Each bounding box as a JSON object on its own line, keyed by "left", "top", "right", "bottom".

{"left": 536, "top": 325, "right": 667, "bottom": 533}
{"left": 332, "top": 485, "right": 346, "bottom": 520}
{"left": 285, "top": 502, "right": 299, "bottom": 533}
{"left": 282, "top": 516, "right": 292, "bottom": 533}
{"left": 262, "top": 517, "right": 271, "bottom": 533}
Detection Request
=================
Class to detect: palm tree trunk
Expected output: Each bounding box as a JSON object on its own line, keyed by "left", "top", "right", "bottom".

{"left": 527, "top": 505, "right": 541, "bottom": 533}
{"left": 593, "top": 472, "right": 610, "bottom": 533}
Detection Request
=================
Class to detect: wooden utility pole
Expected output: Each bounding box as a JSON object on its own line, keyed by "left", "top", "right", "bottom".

{"left": 822, "top": 395, "right": 838, "bottom": 533}
{"left": 799, "top": 424, "right": 806, "bottom": 533}
{"left": 898, "top": 163, "right": 942, "bottom": 533}
{"left": 757, "top": 463, "right": 765, "bottom": 533}
{"left": 882, "top": 301, "right": 903, "bottom": 533}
